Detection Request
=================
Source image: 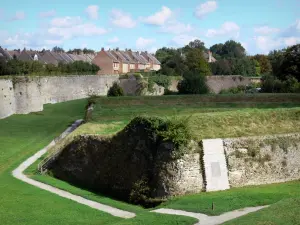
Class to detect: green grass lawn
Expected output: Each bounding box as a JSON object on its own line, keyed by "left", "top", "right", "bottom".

{"left": 1, "top": 94, "right": 300, "bottom": 225}
{"left": 222, "top": 198, "right": 300, "bottom": 225}
{"left": 0, "top": 99, "right": 196, "bottom": 225}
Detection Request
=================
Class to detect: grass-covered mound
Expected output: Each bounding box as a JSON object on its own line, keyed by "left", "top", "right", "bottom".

{"left": 48, "top": 116, "right": 198, "bottom": 207}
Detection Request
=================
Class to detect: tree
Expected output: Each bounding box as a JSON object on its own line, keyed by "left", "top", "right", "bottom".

{"left": 253, "top": 54, "right": 272, "bottom": 75}
{"left": 52, "top": 46, "right": 65, "bottom": 53}
{"left": 184, "top": 39, "right": 207, "bottom": 52}
{"left": 210, "top": 59, "right": 232, "bottom": 75}
{"left": 178, "top": 71, "right": 209, "bottom": 94}
{"left": 210, "top": 40, "right": 246, "bottom": 59}
{"left": 107, "top": 82, "right": 124, "bottom": 97}
{"left": 278, "top": 44, "right": 300, "bottom": 81}
{"left": 185, "top": 48, "right": 211, "bottom": 75}
{"left": 268, "top": 49, "right": 285, "bottom": 77}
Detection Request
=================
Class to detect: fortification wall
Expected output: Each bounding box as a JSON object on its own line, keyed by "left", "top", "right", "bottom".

{"left": 168, "top": 75, "right": 258, "bottom": 94}
{"left": 206, "top": 76, "right": 254, "bottom": 94}
{"left": 0, "top": 75, "right": 119, "bottom": 118}
{"left": 0, "top": 79, "right": 16, "bottom": 119}
{"left": 224, "top": 133, "right": 300, "bottom": 187}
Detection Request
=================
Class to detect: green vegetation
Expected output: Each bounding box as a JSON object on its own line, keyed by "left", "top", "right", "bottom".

{"left": 0, "top": 99, "right": 195, "bottom": 225}
{"left": 1, "top": 94, "right": 300, "bottom": 224}
{"left": 86, "top": 95, "right": 300, "bottom": 141}
{"left": 177, "top": 71, "right": 209, "bottom": 94}
{"left": 223, "top": 198, "right": 300, "bottom": 225}
{"left": 107, "top": 82, "right": 124, "bottom": 97}
{"left": 0, "top": 59, "right": 100, "bottom": 76}
{"left": 161, "top": 181, "right": 300, "bottom": 216}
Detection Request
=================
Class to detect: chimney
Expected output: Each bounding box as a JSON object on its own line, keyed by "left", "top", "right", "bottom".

{"left": 208, "top": 51, "right": 212, "bottom": 63}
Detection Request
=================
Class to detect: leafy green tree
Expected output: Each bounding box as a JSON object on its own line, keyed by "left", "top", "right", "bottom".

{"left": 253, "top": 54, "right": 272, "bottom": 75}
{"left": 210, "top": 59, "right": 232, "bottom": 75}
{"left": 52, "top": 46, "right": 65, "bottom": 53}
{"left": 210, "top": 40, "right": 246, "bottom": 59}
{"left": 185, "top": 48, "right": 211, "bottom": 75}
{"left": 268, "top": 49, "right": 285, "bottom": 77}
{"left": 278, "top": 44, "right": 300, "bottom": 81}
{"left": 107, "top": 82, "right": 124, "bottom": 97}
{"left": 178, "top": 71, "right": 209, "bottom": 94}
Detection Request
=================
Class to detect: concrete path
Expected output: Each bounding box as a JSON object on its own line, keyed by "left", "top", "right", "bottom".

{"left": 12, "top": 120, "right": 136, "bottom": 219}
{"left": 152, "top": 205, "right": 269, "bottom": 225}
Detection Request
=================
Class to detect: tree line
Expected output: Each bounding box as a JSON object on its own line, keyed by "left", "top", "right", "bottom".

{"left": 155, "top": 40, "right": 300, "bottom": 93}
{"left": 0, "top": 59, "right": 100, "bottom": 76}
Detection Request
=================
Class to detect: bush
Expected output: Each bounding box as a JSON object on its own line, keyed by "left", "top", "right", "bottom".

{"left": 177, "top": 71, "right": 209, "bottom": 94}
{"left": 261, "top": 75, "right": 300, "bottom": 93}
{"left": 107, "top": 82, "right": 124, "bottom": 97}
{"left": 148, "top": 74, "right": 171, "bottom": 89}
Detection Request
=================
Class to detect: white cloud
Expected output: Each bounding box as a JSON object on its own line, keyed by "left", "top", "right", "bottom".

{"left": 110, "top": 9, "right": 136, "bottom": 28}
{"left": 172, "top": 34, "right": 199, "bottom": 46}
{"left": 10, "top": 11, "right": 25, "bottom": 21}
{"left": 39, "top": 10, "right": 56, "bottom": 18}
{"left": 149, "top": 46, "right": 158, "bottom": 53}
{"left": 50, "top": 16, "right": 82, "bottom": 27}
{"left": 283, "top": 37, "right": 300, "bottom": 46}
{"left": 206, "top": 22, "right": 240, "bottom": 38}
{"left": 85, "top": 5, "right": 99, "bottom": 20}
{"left": 254, "top": 36, "right": 282, "bottom": 53}
{"left": 108, "top": 36, "right": 119, "bottom": 43}
{"left": 136, "top": 37, "right": 155, "bottom": 49}
{"left": 44, "top": 39, "right": 63, "bottom": 45}
{"left": 160, "top": 21, "right": 193, "bottom": 34}
{"left": 195, "top": 1, "right": 217, "bottom": 19}
{"left": 48, "top": 23, "right": 107, "bottom": 39}
{"left": 254, "top": 26, "right": 280, "bottom": 35}
{"left": 143, "top": 6, "right": 173, "bottom": 26}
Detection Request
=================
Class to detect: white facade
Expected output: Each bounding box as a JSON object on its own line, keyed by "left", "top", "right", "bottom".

{"left": 153, "top": 64, "right": 161, "bottom": 71}
{"left": 122, "top": 63, "right": 129, "bottom": 73}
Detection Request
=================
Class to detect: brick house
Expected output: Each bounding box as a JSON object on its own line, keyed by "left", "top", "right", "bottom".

{"left": 92, "top": 48, "right": 120, "bottom": 75}
{"left": 111, "top": 50, "right": 130, "bottom": 74}
{"left": 141, "top": 51, "right": 161, "bottom": 71}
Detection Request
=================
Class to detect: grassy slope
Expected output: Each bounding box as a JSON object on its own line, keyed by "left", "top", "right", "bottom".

{"left": 222, "top": 198, "right": 300, "bottom": 225}
{"left": 161, "top": 181, "right": 300, "bottom": 216}
{"left": 0, "top": 99, "right": 196, "bottom": 225}
{"left": 5, "top": 94, "right": 300, "bottom": 225}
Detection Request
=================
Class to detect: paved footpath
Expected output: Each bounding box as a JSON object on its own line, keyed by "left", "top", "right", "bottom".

{"left": 12, "top": 120, "right": 136, "bottom": 219}
{"left": 152, "top": 206, "right": 269, "bottom": 225}
{"left": 11, "top": 119, "right": 269, "bottom": 223}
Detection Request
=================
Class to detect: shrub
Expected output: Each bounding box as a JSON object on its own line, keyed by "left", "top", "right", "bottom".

{"left": 148, "top": 74, "right": 171, "bottom": 89}
{"left": 261, "top": 75, "right": 300, "bottom": 93}
{"left": 177, "top": 71, "right": 209, "bottom": 94}
{"left": 107, "top": 82, "right": 124, "bottom": 97}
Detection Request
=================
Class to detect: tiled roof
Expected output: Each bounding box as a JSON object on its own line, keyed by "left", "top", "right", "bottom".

{"left": 60, "top": 53, "right": 73, "bottom": 63}
{"left": 131, "top": 52, "right": 148, "bottom": 64}
{"left": 39, "top": 51, "right": 58, "bottom": 65}
{"left": 120, "top": 51, "right": 136, "bottom": 63}
{"left": 145, "top": 52, "right": 161, "bottom": 65}
{"left": 112, "top": 50, "right": 130, "bottom": 63}
{"left": 7, "top": 50, "right": 21, "bottom": 58}
{"left": 106, "top": 51, "right": 119, "bottom": 62}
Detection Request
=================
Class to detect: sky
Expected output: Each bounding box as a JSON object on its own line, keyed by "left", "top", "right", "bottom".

{"left": 0, "top": 0, "right": 299, "bottom": 55}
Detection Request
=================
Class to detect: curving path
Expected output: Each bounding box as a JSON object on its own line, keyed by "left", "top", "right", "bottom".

{"left": 11, "top": 119, "right": 269, "bottom": 224}
{"left": 152, "top": 205, "right": 269, "bottom": 225}
{"left": 12, "top": 120, "right": 136, "bottom": 219}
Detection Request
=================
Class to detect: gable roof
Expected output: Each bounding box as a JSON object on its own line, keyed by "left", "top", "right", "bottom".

{"left": 39, "top": 51, "right": 58, "bottom": 65}
{"left": 60, "top": 52, "right": 74, "bottom": 63}
{"left": 106, "top": 51, "right": 119, "bottom": 62}
{"left": 111, "top": 50, "right": 130, "bottom": 63}
{"left": 0, "top": 47, "right": 13, "bottom": 60}
{"left": 120, "top": 51, "right": 136, "bottom": 63}
{"left": 142, "top": 52, "right": 161, "bottom": 65}
{"left": 7, "top": 50, "right": 21, "bottom": 59}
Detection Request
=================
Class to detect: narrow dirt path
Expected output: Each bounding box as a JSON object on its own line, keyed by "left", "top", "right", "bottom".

{"left": 12, "top": 120, "right": 136, "bottom": 219}
{"left": 152, "top": 205, "right": 269, "bottom": 225}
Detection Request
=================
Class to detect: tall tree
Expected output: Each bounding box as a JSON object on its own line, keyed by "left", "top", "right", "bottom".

{"left": 253, "top": 54, "right": 272, "bottom": 75}
{"left": 186, "top": 48, "right": 211, "bottom": 75}
{"left": 52, "top": 46, "right": 65, "bottom": 53}
{"left": 210, "top": 40, "right": 246, "bottom": 59}
{"left": 278, "top": 44, "right": 300, "bottom": 81}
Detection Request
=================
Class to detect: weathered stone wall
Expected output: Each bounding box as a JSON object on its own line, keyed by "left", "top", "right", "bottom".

{"left": 0, "top": 79, "right": 16, "bottom": 119}
{"left": 168, "top": 76, "right": 259, "bottom": 94}
{"left": 0, "top": 75, "right": 118, "bottom": 118}
{"left": 224, "top": 133, "right": 300, "bottom": 187}
{"left": 206, "top": 76, "right": 255, "bottom": 94}
{"left": 0, "top": 75, "right": 165, "bottom": 119}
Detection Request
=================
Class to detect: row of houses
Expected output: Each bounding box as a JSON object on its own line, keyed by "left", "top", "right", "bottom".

{"left": 0, "top": 46, "right": 216, "bottom": 75}
{"left": 92, "top": 48, "right": 161, "bottom": 74}
{"left": 0, "top": 47, "right": 95, "bottom": 66}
